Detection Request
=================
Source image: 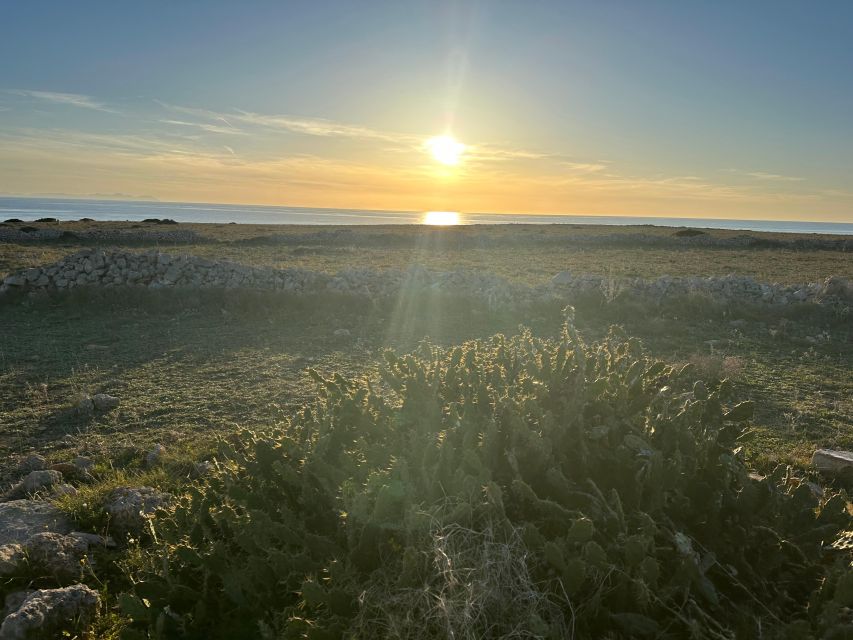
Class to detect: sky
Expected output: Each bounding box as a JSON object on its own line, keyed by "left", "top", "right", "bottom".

{"left": 1, "top": 1, "right": 852, "bottom": 222}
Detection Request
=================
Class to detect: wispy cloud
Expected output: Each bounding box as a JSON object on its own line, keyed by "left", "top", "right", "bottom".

{"left": 158, "top": 101, "right": 556, "bottom": 164}
{"left": 159, "top": 119, "right": 245, "bottom": 135}
{"left": 745, "top": 171, "right": 803, "bottom": 182}
{"left": 8, "top": 89, "right": 117, "bottom": 113}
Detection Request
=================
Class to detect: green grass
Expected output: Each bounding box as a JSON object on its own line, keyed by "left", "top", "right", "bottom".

{"left": 0, "top": 284, "right": 849, "bottom": 477}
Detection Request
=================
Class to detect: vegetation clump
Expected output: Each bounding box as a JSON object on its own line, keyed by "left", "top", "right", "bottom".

{"left": 118, "top": 315, "right": 851, "bottom": 639}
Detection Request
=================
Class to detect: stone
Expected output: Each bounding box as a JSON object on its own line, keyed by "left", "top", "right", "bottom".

{"left": 91, "top": 393, "right": 119, "bottom": 412}
{"left": 0, "top": 501, "right": 71, "bottom": 547}
{"left": 72, "top": 457, "right": 94, "bottom": 473}
{"left": 104, "top": 487, "right": 171, "bottom": 534}
{"left": 21, "top": 533, "right": 89, "bottom": 582}
{"left": 76, "top": 396, "right": 94, "bottom": 416}
{"left": 2, "top": 592, "right": 31, "bottom": 619}
{"left": 812, "top": 449, "right": 853, "bottom": 480}
{"left": 16, "top": 455, "right": 47, "bottom": 474}
{"left": 145, "top": 444, "right": 166, "bottom": 468}
{"left": 0, "top": 584, "right": 99, "bottom": 639}
{"left": 792, "top": 288, "right": 809, "bottom": 301}
{"left": 6, "top": 471, "right": 63, "bottom": 498}
{"left": 0, "top": 545, "right": 24, "bottom": 577}
{"left": 68, "top": 531, "right": 116, "bottom": 549}
{"left": 333, "top": 328, "right": 351, "bottom": 338}
{"left": 550, "top": 271, "right": 574, "bottom": 286}
{"left": 51, "top": 484, "right": 78, "bottom": 498}
{"left": 192, "top": 461, "right": 214, "bottom": 478}
{"left": 2, "top": 275, "right": 25, "bottom": 287}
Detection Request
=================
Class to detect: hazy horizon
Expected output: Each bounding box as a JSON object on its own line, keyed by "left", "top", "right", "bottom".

{"left": 2, "top": 1, "right": 852, "bottom": 223}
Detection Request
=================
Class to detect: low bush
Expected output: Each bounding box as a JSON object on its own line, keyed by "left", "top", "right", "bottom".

{"left": 121, "top": 314, "right": 852, "bottom": 639}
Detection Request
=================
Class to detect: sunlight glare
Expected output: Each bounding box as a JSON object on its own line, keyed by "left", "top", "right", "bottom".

{"left": 426, "top": 135, "right": 465, "bottom": 166}
{"left": 422, "top": 211, "right": 460, "bottom": 225}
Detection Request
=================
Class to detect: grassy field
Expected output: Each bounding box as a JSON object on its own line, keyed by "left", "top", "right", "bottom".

{"left": 1, "top": 222, "right": 851, "bottom": 638}
{"left": 1, "top": 225, "right": 850, "bottom": 474}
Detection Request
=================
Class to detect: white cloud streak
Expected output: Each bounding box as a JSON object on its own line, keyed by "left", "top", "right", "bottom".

{"left": 159, "top": 119, "right": 245, "bottom": 135}
{"left": 8, "top": 90, "right": 117, "bottom": 113}
{"left": 745, "top": 171, "right": 804, "bottom": 182}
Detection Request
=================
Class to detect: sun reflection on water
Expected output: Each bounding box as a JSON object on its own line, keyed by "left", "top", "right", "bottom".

{"left": 422, "top": 211, "right": 461, "bottom": 225}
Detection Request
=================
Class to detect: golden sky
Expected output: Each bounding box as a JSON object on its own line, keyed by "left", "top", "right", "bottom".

{"left": 2, "top": 3, "right": 853, "bottom": 222}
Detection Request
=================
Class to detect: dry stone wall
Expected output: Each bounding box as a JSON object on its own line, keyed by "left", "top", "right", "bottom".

{"left": 2, "top": 248, "right": 852, "bottom": 308}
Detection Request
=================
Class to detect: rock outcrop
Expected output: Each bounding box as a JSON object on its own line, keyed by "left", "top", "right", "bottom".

{"left": 0, "top": 502, "right": 71, "bottom": 546}
{"left": 0, "top": 584, "right": 99, "bottom": 639}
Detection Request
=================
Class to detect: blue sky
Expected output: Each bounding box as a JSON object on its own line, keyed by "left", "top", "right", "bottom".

{"left": 1, "top": 1, "right": 851, "bottom": 220}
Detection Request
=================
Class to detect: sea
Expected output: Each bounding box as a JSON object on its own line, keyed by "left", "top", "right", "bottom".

{"left": 1, "top": 196, "right": 851, "bottom": 235}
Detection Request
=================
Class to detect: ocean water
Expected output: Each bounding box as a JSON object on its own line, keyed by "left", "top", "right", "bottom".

{"left": 1, "top": 196, "right": 851, "bottom": 235}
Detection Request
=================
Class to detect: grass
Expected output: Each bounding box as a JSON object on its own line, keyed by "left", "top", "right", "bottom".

{"left": 0, "top": 223, "right": 850, "bottom": 637}
{"left": 0, "top": 283, "right": 849, "bottom": 479}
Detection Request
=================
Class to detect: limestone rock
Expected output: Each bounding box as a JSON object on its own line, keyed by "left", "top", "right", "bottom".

{"left": 51, "top": 484, "right": 78, "bottom": 498}
{"left": 72, "top": 457, "right": 94, "bottom": 473}
{"left": 2, "top": 274, "right": 25, "bottom": 287}
{"left": 23, "top": 533, "right": 89, "bottom": 582}
{"left": 15, "top": 456, "right": 47, "bottom": 474}
{"left": 6, "top": 471, "right": 63, "bottom": 499}
{"left": 0, "top": 545, "right": 24, "bottom": 577}
{"left": 2, "top": 592, "right": 31, "bottom": 619}
{"left": 68, "top": 531, "right": 116, "bottom": 549}
{"left": 812, "top": 449, "right": 853, "bottom": 480}
{"left": 0, "top": 500, "right": 71, "bottom": 547}
{"left": 0, "top": 584, "right": 99, "bottom": 639}
{"left": 75, "top": 396, "right": 94, "bottom": 416}
{"left": 145, "top": 444, "right": 166, "bottom": 468}
{"left": 91, "top": 393, "right": 119, "bottom": 412}
{"left": 104, "top": 487, "right": 171, "bottom": 534}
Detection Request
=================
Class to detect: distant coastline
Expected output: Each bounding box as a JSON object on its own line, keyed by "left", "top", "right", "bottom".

{"left": 1, "top": 196, "right": 851, "bottom": 235}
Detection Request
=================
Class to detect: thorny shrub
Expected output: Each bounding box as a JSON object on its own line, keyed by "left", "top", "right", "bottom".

{"left": 120, "top": 313, "right": 852, "bottom": 639}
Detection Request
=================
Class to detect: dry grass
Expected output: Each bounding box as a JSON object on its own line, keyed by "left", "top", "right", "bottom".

{"left": 2, "top": 222, "right": 851, "bottom": 285}
{"left": 354, "top": 515, "right": 573, "bottom": 640}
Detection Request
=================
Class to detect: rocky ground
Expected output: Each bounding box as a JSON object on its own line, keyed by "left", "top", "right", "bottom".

{"left": 3, "top": 248, "right": 852, "bottom": 309}
{"left": 0, "top": 448, "right": 170, "bottom": 638}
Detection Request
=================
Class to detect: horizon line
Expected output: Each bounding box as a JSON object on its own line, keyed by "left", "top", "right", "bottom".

{"left": 0, "top": 192, "right": 850, "bottom": 226}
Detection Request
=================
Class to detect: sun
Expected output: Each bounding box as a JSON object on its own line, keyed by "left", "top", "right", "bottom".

{"left": 426, "top": 135, "right": 465, "bottom": 166}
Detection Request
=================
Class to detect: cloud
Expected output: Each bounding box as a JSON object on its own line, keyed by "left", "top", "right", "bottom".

{"left": 8, "top": 90, "right": 117, "bottom": 113}
{"left": 745, "top": 171, "right": 804, "bottom": 182}
{"left": 158, "top": 101, "right": 556, "bottom": 164}
{"left": 159, "top": 119, "right": 245, "bottom": 135}
{"left": 0, "top": 127, "right": 201, "bottom": 157}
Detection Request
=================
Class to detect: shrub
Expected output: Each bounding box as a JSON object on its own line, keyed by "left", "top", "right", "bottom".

{"left": 121, "top": 315, "right": 852, "bottom": 639}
